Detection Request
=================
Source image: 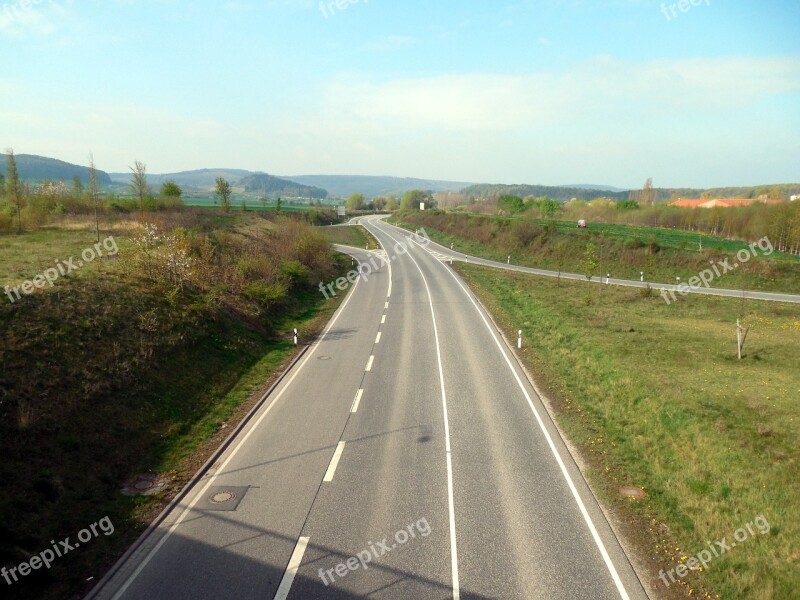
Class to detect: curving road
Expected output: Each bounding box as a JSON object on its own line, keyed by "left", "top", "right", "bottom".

{"left": 88, "top": 215, "right": 649, "bottom": 600}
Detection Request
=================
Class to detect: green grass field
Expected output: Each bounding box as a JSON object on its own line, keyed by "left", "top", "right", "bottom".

{"left": 454, "top": 263, "right": 800, "bottom": 599}
{"left": 320, "top": 224, "right": 380, "bottom": 249}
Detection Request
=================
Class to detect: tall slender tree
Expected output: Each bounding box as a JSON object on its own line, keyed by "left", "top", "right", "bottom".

{"left": 641, "top": 177, "right": 655, "bottom": 207}
{"left": 89, "top": 153, "right": 100, "bottom": 242}
{"left": 129, "top": 161, "right": 149, "bottom": 220}
{"left": 5, "top": 148, "right": 23, "bottom": 234}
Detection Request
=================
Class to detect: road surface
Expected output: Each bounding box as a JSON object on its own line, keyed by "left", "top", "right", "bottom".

{"left": 88, "top": 216, "right": 649, "bottom": 600}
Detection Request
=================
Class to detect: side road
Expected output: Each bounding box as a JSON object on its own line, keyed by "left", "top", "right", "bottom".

{"left": 373, "top": 217, "right": 800, "bottom": 304}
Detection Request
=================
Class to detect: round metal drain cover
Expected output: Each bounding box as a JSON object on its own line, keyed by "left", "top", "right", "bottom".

{"left": 210, "top": 491, "right": 237, "bottom": 504}
{"left": 318, "top": 356, "right": 331, "bottom": 360}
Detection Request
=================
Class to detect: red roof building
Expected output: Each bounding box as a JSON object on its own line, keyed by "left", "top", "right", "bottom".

{"left": 669, "top": 198, "right": 785, "bottom": 208}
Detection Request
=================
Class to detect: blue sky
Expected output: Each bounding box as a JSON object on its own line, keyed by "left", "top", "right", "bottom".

{"left": 1, "top": 0, "right": 798, "bottom": 188}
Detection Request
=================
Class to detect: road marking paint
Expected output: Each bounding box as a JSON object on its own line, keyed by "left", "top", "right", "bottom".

{"left": 109, "top": 265, "right": 364, "bottom": 599}
{"left": 351, "top": 389, "right": 364, "bottom": 413}
{"left": 380, "top": 228, "right": 460, "bottom": 600}
{"left": 365, "top": 355, "right": 374, "bottom": 371}
{"left": 274, "top": 536, "right": 310, "bottom": 600}
{"left": 385, "top": 301, "right": 389, "bottom": 309}
{"left": 417, "top": 235, "right": 632, "bottom": 600}
{"left": 375, "top": 332, "right": 382, "bottom": 344}
{"left": 324, "top": 441, "right": 346, "bottom": 482}
{"left": 381, "top": 315, "right": 386, "bottom": 324}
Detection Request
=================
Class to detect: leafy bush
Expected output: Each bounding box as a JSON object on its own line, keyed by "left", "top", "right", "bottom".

{"left": 242, "top": 280, "right": 288, "bottom": 308}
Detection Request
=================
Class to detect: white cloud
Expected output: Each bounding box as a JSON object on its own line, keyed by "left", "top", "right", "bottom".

{"left": 0, "top": 0, "right": 70, "bottom": 38}
{"left": 311, "top": 56, "right": 800, "bottom": 134}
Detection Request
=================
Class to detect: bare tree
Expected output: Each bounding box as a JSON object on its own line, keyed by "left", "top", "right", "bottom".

{"left": 129, "top": 161, "right": 149, "bottom": 219}
{"left": 640, "top": 177, "right": 655, "bottom": 207}
{"left": 89, "top": 153, "right": 100, "bottom": 242}
{"left": 5, "top": 148, "right": 23, "bottom": 234}
{"left": 215, "top": 177, "right": 232, "bottom": 212}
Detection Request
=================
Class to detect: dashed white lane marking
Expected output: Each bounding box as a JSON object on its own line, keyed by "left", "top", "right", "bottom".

{"left": 381, "top": 315, "right": 386, "bottom": 324}
{"left": 351, "top": 389, "right": 364, "bottom": 413}
{"left": 375, "top": 332, "right": 382, "bottom": 344}
{"left": 323, "top": 442, "right": 346, "bottom": 483}
{"left": 274, "top": 536, "right": 310, "bottom": 600}
{"left": 365, "top": 355, "right": 374, "bottom": 372}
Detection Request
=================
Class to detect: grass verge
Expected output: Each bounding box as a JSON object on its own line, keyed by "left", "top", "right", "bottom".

{"left": 321, "top": 224, "right": 380, "bottom": 249}
{"left": 454, "top": 263, "right": 799, "bottom": 599}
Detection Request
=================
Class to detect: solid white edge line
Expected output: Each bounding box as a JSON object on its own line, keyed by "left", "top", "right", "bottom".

{"left": 413, "top": 236, "right": 632, "bottom": 600}
{"left": 351, "top": 389, "right": 364, "bottom": 413}
{"left": 365, "top": 355, "right": 374, "bottom": 372}
{"left": 376, "top": 225, "right": 460, "bottom": 600}
{"left": 375, "top": 332, "right": 382, "bottom": 344}
{"left": 274, "top": 536, "right": 311, "bottom": 600}
{"left": 110, "top": 260, "right": 365, "bottom": 600}
{"left": 323, "top": 441, "right": 346, "bottom": 483}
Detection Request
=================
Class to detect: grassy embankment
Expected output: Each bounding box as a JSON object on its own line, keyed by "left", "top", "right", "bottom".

{"left": 392, "top": 211, "right": 800, "bottom": 295}
{"left": 320, "top": 224, "right": 381, "bottom": 250}
{"left": 454, "top": 262, "right": 799, "bottom": 599}
{"left": 0, "top": 211, "right": 349, "bottom": 600}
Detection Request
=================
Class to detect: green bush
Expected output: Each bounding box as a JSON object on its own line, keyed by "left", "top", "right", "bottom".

{"left": 242, "top": 281, "right": 287, "bottom": 308}
{"left": 279, "top": 260, "right": 311, "bottom": 287}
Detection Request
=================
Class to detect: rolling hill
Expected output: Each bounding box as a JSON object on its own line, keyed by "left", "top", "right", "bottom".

{"left": 238, "top": 173, "right": 328, "bottom": 199}
{"left": 284, "top": 175, "right": 473, "bottom": 198}
{"left": 0, "top": 154, "right": 112, "bottom": 185}
{"left": 108, "top": 168, "right": 254, "bottom": 187}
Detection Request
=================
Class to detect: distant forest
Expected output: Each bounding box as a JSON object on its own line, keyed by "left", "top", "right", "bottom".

{"left": 463, "top": 183, "right": 800, "bottom": 203}
{"left": 240, "top": 173, "right": 328, "bottom": 199}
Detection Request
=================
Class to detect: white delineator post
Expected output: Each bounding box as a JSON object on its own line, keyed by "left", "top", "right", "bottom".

{"left": 517, "top": 330, "right": 522, "bottom": 349}
{"left": 293, "top": 328, "right": 298, "bottom": 346}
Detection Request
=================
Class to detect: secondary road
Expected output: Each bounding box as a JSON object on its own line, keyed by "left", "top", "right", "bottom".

{"left": 89, "top": 216, "right": 649, "bottom": 599}
{"left": 380, "top": 219, "right": 800, "bottom": 304}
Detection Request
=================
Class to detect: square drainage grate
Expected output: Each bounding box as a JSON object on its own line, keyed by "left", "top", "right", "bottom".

{"left": 196, "top": 486, "right": 250, "bottom": 511}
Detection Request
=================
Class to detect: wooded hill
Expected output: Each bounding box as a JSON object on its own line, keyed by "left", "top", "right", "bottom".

{"left": 0, "top": 154, "right": 112, "bottom": 185}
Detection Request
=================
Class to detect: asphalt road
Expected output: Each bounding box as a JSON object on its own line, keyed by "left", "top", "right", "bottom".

{"left": 88, "top": 216, "right": 649, "bottom": 600}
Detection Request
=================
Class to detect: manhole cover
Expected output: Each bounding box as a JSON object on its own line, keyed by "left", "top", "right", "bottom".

{"left": 198, "top": 486, "right": 250, "bottom": 511}
{"left": 121, "top": 473, "right": 170, "bottom": 497}
{"left": 620, "top": 485, "right": 647, "bottom": 500}
{"left": 318, "top": 356, "right": 331, "bottom": 360}
{"left": 210, "top": 491, "right": 236, "bottom": 504}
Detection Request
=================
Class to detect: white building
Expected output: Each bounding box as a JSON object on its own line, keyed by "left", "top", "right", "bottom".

{"left": 791, "top": 195, "right": 799, "bottom": 202}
